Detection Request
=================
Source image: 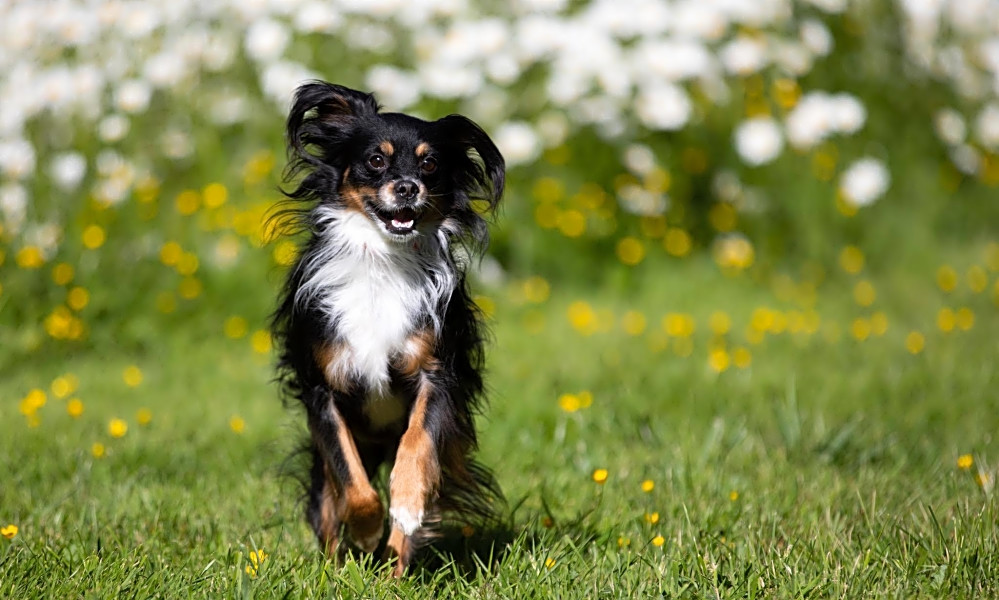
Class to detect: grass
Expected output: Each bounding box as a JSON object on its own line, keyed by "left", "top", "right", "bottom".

{"left": 1, "top": 250, "right": 998, "bottom": 599}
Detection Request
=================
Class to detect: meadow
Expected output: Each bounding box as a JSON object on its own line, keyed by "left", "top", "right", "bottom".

{"left": 3, "top": 0, "right": 999, "bottom": 597}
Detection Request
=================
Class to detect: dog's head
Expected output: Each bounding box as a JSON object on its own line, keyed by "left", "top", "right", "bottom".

{"left": 284, "top": 82, "right": 504, "bottom": 247}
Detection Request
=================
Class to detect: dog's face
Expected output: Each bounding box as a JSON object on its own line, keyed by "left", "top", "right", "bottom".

{"left": 285, "top": 82, "right": 505, "bottom": 245}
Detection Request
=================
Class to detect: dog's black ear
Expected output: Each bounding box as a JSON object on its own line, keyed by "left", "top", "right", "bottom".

{"left": 437, "top": 115, "right": 506, "bottom": 212}
{"left": 286, "top": 81, "right": 380, "bottom": 166}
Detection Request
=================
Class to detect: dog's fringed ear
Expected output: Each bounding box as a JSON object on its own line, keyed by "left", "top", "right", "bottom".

{"left": 437, "top": 115, "right": 506, "bottom": 212}
{"left": 286, "top": 81, "right": 380, "bottom": 167}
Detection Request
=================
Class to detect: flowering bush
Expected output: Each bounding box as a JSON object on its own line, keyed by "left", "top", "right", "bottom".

{"left": 1, "top": 0, "right": 997, "bottom": 350}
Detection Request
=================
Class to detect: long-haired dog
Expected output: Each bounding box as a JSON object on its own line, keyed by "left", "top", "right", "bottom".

{"left": 271, "top": 82, "right": 505, "bottom": 576}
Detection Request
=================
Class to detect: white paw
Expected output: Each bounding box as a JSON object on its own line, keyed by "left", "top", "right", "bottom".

{"left": 389, "top": 506, "right": 423, "bottom": 536}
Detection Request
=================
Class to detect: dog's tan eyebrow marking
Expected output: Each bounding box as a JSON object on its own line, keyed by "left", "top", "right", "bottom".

{"left": 379, "top": 141, "right": 394, "bottom": 156}
{"left": 415, "top": 142, "right": 430, "bottom": 157}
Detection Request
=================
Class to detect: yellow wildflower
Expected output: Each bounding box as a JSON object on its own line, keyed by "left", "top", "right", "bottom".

{"left": 52, "top": 263, "right": 75, "bottom": 285}
{"left": 82, "top": 225, "right": 106, "bottom": 250}
{"left": 251, "top": 330, "right": 272, "bottom": 354}
{"left": 558, "top": 394, "right": 581, "bottom": 413}
{"left": 122, "top": 365, "right": 143, "bottom": 387}
{"left": 67, "top": 286, "right": 89, "bottom": 311}
{"left": 224, "top": 316, "right": 249, "bottom": 339}
{"left": 16, "top": 246, "right": 44, "bottom": 269}
{"left": 544, "top": 557, "right": 556, "bottom": 569}
{"left": 1, "top": 525, "right": 17, "bottom": 540}
{"left": 839, "top": 246, "right": 864, "bottom": 274}
{"left": 67, "top": 399, "right": 84, "bottom": 418}
{"left": 621, "top": 310, "right": 647, "bottom": 336}
{"left": 108, "top": 418, "right": 128, "bottom": 438}
{"left": 136, "top": 408, "right": 152, "bottom": 426}
{"left": 644, "top": 512, "right": 660, "bottom": 524}
{"left": 958, "top": 454, "right": 973, "bottom": 470}
{"left": 592, "top": 468, "right": 608, "bottom": 484}
{"left": 245, "top": 549, "right": 267, "bottom": 578}
{"left": 905, "top": 332, "right": 925, "bottom": 355}
{"left": 641, "top": 479, "right": 655, "bottom": 493}
{"left": 92, "top": 442, "right": 105, "bottom": 458}
{"left": 651, "top": 535, "right": 665, "bottom": 547}
{"left": 523, "top": 276, "right": 551, "bottom": 304}
{"left": 616, "top": 237, "right": 645, "bottom": 266}
{"left": 230, "top": 416, "right": 245, "bottom": 434}
{"left": 936, "top": 265, "right": 958, "bottom": 292}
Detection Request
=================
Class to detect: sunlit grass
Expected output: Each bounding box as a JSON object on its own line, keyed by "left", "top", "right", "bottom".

{"left": 2, "top": 251, "right": 997, "bottom": 598}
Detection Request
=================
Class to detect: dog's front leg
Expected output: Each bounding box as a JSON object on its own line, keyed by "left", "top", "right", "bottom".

{"left": 385, "top": 377, "right": 442, "bottom": 576}
{"left": 308, "top": 403, "right": 385, "bottom": 554}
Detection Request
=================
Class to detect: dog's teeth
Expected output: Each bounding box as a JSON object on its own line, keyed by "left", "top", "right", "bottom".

{"left": 391, "top": 219, "right": 414, "bottom": 229}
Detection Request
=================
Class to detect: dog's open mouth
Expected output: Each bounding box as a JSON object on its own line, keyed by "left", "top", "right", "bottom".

{"left": 373, "top": 207, "right": 420, "bottom": 236}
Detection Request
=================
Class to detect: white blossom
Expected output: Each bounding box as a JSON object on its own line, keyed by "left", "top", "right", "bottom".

{"left": 494, "top": 122, "right": 541, "bottom": 167}
{"left": 635, "top": 84, "right": 692, "bottom": 131}
{"left": 50, "top": 153, "right": 87, "bottom": 191}
{"left": 840, "top": 158, "right": 890, "bottom": 207}
{"left": 245, "top": 18, "right": 290, "bottom": 62}
{"left": 734, "top": 117, "right": 784, "bottom": 166}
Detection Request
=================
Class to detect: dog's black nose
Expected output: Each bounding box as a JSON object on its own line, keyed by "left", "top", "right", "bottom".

{"left": 395, "top": 179, "right": 419, "bottom": 201}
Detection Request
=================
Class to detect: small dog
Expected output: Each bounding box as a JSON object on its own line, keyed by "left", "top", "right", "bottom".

{"left": 271, "top": 82, "right": 505, "bottom": 576}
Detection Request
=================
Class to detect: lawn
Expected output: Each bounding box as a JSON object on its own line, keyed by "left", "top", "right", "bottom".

{"left": 2, "top": 248, "right": 997, "bottom": 599}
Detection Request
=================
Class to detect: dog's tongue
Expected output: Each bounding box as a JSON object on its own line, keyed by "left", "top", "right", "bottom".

{"left": 391, "top": 218, "right": 414, "bottom": 230}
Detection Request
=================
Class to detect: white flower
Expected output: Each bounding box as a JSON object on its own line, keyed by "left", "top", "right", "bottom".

{"left": 719, "top": 36, "right": 769, "bottom": 75}
{"left": 0, "top": 183, "right": 28, "bottom": 229}
{"left": 635, "top": 84, "right": 692, "bottom": 131}
{"left": 632, "top": 39, "right": 713, "bottom": 82}
{"left": 493, "top": 121, "right": 541, "bottom": 167}
{"left": 535, "top": 111, "right": 570, "bottom": 147}
{"left": 245, "top": 18, "right": 290, "bottom": 62}
{"left": 419, "top": 63, "right": 483, "bottom": 99}
{"left": 617, "top": 184, "right": 666, "bottom": 216}
{"left": 734, "top": 117, "right": 784, "bottom": 166}
{"left": 840, "top": 158, "right": 890, "bottom": 207}
{"left": 974, "top": 103, "right": 999, "bottom": 148}
{"left": 623, "top": 144, "right": 656, "bottom": 175}
{"left": 949, "top": 144, "right": 980, "bottom": 175}
{"left": 934, "top": 108, "right": 966, "bottom": 145}
{"left": 829, "top": 93, "right": 866, "bottom": 134}
{"left": 293, "top": 2, "right": 342, "bottom": 33}
{"left": 98, "top": 114, "right": 130, "bottom": 143}
{"left": 785, "top": 92, "right": 833, "bottom": 149}
{"left": 0, "top": 138, "right": 36, "bottom": 179}
{"left": 144, "top": 52, "right": 187, "bottom": 88}
{"left": 114, "top": 79, "right": 152, "bottom": 114}
{"left": 800, "top": 19, "right": 833, "bottom": 56}
{"left": 803, "top": 0, "right": 847, "bottom": 13}
{"left": 259, "top": 60, "right": 321, "bottom": 110}
{"left": 365, "top": 66, "right": 421, "bottom": 110}
{"left": 50, "top": 153, "right": 87, "bottom": 191}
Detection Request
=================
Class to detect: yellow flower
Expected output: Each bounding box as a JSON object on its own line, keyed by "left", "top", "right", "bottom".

{"left": 544, "top": 557, "right": 556, "bottom": 569}
{"left": 853, "top": 280, "right": 876, "bottom": 307}
{"left": 905, "top": 331, "right": 925, "bottom": 355}
{"left": 556, "top": 209, "right": 586, "bottom": 238}
{"left": 16, "top": 246, "right": 44, "bottom": 269}
{"left": 957, "top": 454, "right": 973, "bottom": 470}
{"left": 641, "top": 479, "right": 655, "bottom": 493}
{"left": 272, "top": 240, "right": 297, "bottom": 267}
{"left": 651, "top": 535, "right": 665, "bottom": 547}
{"left": 203, "top": 183, "right": 228, "bottom": 208}
{"left": 621, "top": 310, "right": 647, "bottom": 336}
{"left": 664, "top": 228, "right": 692, "bottom": 257}
{"left": 567, "top": 301, "right": 597, "bottom": 335}
{"left": 850, "top": 318, "right": 871, "bottom": 341}
{"left": 967, "top": 265, "right": 988, "bottom": 293}
{"left": 592, "top": 468, "right": 608, "bottom": 484}
{"left": 175, "top": 190, "right": 201, "bottom": 215}
{"left": 51, "top": 375, "right": 75, "bottom": 399}
{"left": 708, "top": 311, "right": 731, "bottom": 335}
{"left": 617, "top": 536, "right": 631, "bottom": 548}
{"left": 936, "top": 265, "right": 958, "bottom": 292}
{"left": 558, "top": 394, "right": 581, "bottom": 413}
{"left": 52, "top": 263, "right": 75, "bottom": 285}
{"left": 176, "top": 252, "right": 199, "bottom": 276}
{"left": 578, "top": 391, "right": 593, "bottom": 408}
{"left": 108, "top": 418, "right": 128, "bottom": 438}
{"left": 708, "top": 349, "right": 730, "bottom": 373}
{"left": 92, "top": 442, "right": 105, "bottom": 458}
{"left": 67, "top": 286, "right": 90, "bottom": 311}
{"left": 523, "top": 276, "right": 551, "bottom": 304}
{"left": 245, "top": 549, "right": 267, "bottom": 578}
{"left": 729, "top": 490, "right": 739, "bottom": 501}
{"left": 474, "top": 295, "right": 495, "bottom": 319}
{"left": 224, "top": 316, "right": 249, "bottom": 339}
{"left": 178, "top": 277, "right": 202, "bottom": 299}
{"left": 230, "top": 415, "right": 246, "bottom": 434}
{"left": 82, "top": 225, "right": 106, "bottom": 250}
{"left": 19, "top": 389, "right": 46, "bottom": 416}
{"left": 732, "top": 347, "right": 752, "bottom": 369}
{"left": 1, "top": 524, "right": 17, "bottom": 539}
{"left": 160, "top": 241, "right": 183, "bottom": 266}
{"left": 644, "top": 512, "right": 660, "bottom": 524}
{"left": 136, "top": 408, "right": 152, "bottom": 426}
{"left": 839, "top": 246, "right": 864, "bottom": 274}
{"left": 67, "top": 399, "right": 84, "bottom": 418}
{"left": 616, "top": 237, "right": 645, "bottom": 266}
{"left": 251, "top": 330, "right": 272, "bottom": 354}
{"left": 123, "top": 365, "right": 143, "bottom": 387}
{"left": 937, "top": 308, "right": 955, "bottom": 333}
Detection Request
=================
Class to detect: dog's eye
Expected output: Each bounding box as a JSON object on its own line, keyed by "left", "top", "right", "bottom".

{"left": 420, "top": 157, "right": 437, "bottom": 174}
{"left": 368, "top": 154, "right": 386, "bottom": 170}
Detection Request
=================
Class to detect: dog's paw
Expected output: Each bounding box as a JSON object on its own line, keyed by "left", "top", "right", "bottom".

{"left": 389, "top": 506, "right": 424, "bottom": 536}
{"left": 345, "top": 491, "right": 385, "bottom": 553}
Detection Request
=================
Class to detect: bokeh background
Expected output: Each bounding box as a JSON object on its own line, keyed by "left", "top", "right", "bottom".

{"left": 2, "top": 0, "right": 998, "bottom": 360}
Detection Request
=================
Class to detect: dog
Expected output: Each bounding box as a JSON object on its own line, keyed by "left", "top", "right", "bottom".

{"left": 270, "top": 81, "right": 505, "bottom": 576}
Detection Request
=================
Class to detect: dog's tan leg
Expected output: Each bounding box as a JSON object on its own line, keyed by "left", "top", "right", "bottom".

{"left": 310, "top": 404, "right": 385, "bottom": 554}
{"left": 385, "top": 378, "right": 440, "bottom": 576}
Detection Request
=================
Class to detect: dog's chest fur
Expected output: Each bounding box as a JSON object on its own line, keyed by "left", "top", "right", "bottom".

{"left": 298, "top": 209, "right": 454, "bottom": 426}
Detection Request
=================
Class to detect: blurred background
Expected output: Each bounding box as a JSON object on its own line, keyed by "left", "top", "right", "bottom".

{"left": 1, "top": 0, "right": 998, "bottom": 384}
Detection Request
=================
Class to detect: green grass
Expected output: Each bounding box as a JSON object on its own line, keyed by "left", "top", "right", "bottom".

{"left": 2, "top": 252, "right": 998, "bottom": 599}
